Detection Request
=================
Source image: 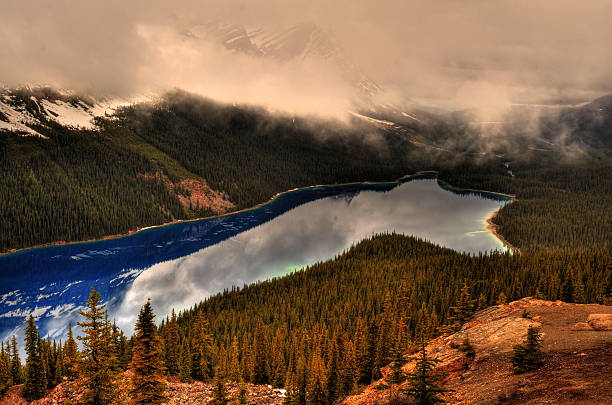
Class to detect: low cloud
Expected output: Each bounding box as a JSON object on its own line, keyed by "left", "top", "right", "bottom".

{"left": 2, "top": 1, "right": 611, "bottom": 118}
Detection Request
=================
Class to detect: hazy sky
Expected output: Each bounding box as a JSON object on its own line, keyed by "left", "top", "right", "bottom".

{"left": 1, "top": 0, "right": 611, "bottom": 115}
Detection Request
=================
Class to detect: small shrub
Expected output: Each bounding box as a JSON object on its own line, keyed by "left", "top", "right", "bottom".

{"left": 459, "top": 337, "right": 475, "bottom": 362}
{"left": 511, "top": 326, "right": 545, "bottom": 373}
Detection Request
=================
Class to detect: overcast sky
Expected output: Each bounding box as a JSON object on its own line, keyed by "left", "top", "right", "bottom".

{"left": 1, "top": 0, "right": 611, "bottom": 116}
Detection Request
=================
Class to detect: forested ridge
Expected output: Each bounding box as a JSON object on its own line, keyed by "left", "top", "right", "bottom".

{"left": 439, "top": 150, "right": 612, "bottom": 251}
{"left": 1, "top": 235, "right": 608, "bottom": 403}
{"left": 158, "top": 234, "right": 608, "bottom": 393}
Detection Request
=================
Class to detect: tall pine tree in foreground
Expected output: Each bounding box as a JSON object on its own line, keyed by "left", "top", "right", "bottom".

{"left": 401, "top": 343, "right": 449, "bottom": 405}
{"left": 78, "top": 288, "right": 117, "bottom": 405}
{"left": 130, "top": 299, "right": 167, "bottom": 405}
{"left": 190, "top": 311, "right": 215, "bottom": 381}
{"left": 162, "top": 311, "right": 180, "bottom": 377}
{"left": 63, "top": 326, "right": 80, "bottom": 380}
{"left": 10, "top": 336, "right": 21, "bottom": 385}
{"left": 23, "top": 315, "right": 46, "bottom": 401}
{"left": 0, "top": 342, "right": 12, "bottom": 396}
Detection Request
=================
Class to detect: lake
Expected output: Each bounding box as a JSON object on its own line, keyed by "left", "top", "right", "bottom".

{"left": 0, "top": 175, "right": 510, "bottom": 339}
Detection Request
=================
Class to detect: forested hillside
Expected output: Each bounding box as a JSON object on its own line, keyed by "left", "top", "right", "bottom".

{"left": 156, "top": 234, "right": 608, "bottom": 400}
{"left": 0, "top": 91, "right": 424, "bottom": 252}
{"left": 1, "top": 234, "right": 608, "bottom": 403}
{"left": 2, "top": 90, "right": 611, "bottom": 253}
{"left": 439, "top": 150, "right": 612, "bottom": 251}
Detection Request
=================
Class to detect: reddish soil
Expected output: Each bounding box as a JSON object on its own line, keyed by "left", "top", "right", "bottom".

{"left": 136, "top": 172, "right": 235, "bottom": 215}
{"left": 1, "top": 377, "right": 283, "bottom": 405}
{"left": 342, "top": 298, "right": 612, "bottom": 405}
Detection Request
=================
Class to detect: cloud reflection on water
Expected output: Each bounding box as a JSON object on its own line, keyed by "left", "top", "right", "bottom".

{"left": 112, "top": 179, "right": 506, "bottom": 333}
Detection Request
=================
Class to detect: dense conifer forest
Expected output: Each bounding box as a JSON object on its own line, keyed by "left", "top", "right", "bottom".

{"left": 1, "top": 235, "right": 608, "bottom": 403}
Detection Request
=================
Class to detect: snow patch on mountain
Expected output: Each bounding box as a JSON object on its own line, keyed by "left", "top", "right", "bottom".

{"left": 0, "top": 87, "right": 153, "bottom": 137}
{"left": 0, "top": 95, "right": 46, "bottom": 137}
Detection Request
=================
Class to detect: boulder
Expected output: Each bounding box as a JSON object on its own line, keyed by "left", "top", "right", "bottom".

{"left": 586, "top": 313, "right": 612, "bottom": 331}
{"left": 571, "top": 322, "right": 594, "bottom": 331}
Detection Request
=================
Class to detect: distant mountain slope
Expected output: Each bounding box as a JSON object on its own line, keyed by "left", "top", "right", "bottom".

{"left": 0, "top": 87, "right": 133, "bottom": 137}
{"left": 185, "top": 22, "right": 381, "bottom": 98}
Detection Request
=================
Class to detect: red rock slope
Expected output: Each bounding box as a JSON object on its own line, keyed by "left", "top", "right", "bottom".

{"left": 342, "top": 298, "right": 612, "bottom": 405}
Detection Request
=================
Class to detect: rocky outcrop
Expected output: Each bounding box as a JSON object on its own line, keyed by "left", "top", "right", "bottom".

{"left": 342, "top": 298, "right": 612, "bottom": 405}
{"left": 586, "top": 313, "right": 612, "bottom": 331}
{"left": 1, "top": 379, "right": 283, "bottom": 405}
{"left": 166, "top": 381, "right": 284, "bottom": 405}
{"left": 137, "top": 172, "right": 235, "bottom": 215}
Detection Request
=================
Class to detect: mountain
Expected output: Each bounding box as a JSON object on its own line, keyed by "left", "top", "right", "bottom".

{"left": 184, "top": 22, "right": 381, "bottom": 99}
{"left": 0, "top": 86, "right": 142, "bottom": 138}
{"left": 444, "top": 96, "right": 612, "bottom": 152}
{"left": 342, "top": 298, "right": 612, "bottom": 404}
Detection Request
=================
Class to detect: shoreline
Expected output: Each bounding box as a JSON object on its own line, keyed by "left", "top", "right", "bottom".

{"left": 0, "top": 171, "right": 515, "bottom": 257}
{"left": 433, "top": 177, "right": 519, "bottom": 254}
{"left": 435, "top": 178, "right": 517, "bottom": 200}
{"left": 485, "top": 209, "right": 521, "bottom": 254}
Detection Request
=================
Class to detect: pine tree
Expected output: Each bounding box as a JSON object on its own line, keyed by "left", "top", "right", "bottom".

{"left": 270, "top": 329, "right": 285, "bottom": 387}
{"left": 179, "top": 340, "right": 192, "bottom": 383}
{"left": 109, "top": 321, "right": 126, "bottom": 372}
{"left": 306, "top": 352, "right": 327, "bottom": 405}
{"left": 240, "top": 334, "right": 254, "bottom": 382}
{"left": 401, "top": 343, "right": 449, "bottom": 405}
{"left": 445, "top": 281, "right": 475, "bottom": 333}
{"left": 227, "top": 336, "right": 242, "bottom": 382}
{"left": 39, "top": 338, "right": 51, "bottom": 389}
{"left": 511, "top": 326, "right": 545, "bottom": 373}
{"left": 129, "top": 299, "right": 167, "bottom": 405}
{"left": 163, "top": 311, "right": 180, "bottom": 376}
{"left": 339, "top": 339, "right": 358, "bottom": 396}
{"left": 326, "top": 334, "right": 341, "bottom": 403}
{"left": 252, "top": 322, "right": 270, "bottom": 385}
{"left": 10, "top": 336, "right": 21, "bottom": 385}
{"left": 564, "top": 267, "right": 586, "bottom": 303}
{"left": 374, "top": 293, "right": 394, "bottom": 372}
{"left": 63, "top": 326, "right": 80, "bottom": 380}
{"left": 190, "top": 311, "right": 214, "bottom": 381}
{"left": 210, "top": 373, "right": 230, "bottom": 405}
{"left": 23, "top": 315, "right": 46, "bottom": 401}
{"left": 295, "top": 354, "right": 308, "bottom": 405}
{"left": 0, "top": 342, "right": 12, "bottom": 396}
{"left": 386, "top": 321, "right": 408, "bottom": 385}
{"left": 78, "top": 288, "right": 117, "bottom": 405}
{"left": 353, "top": 318, "right": 370, "bottom": 385}
{"left": 53, "top": 342, "right": 64, "bottom": 386}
